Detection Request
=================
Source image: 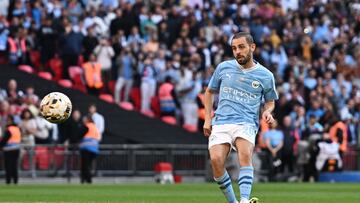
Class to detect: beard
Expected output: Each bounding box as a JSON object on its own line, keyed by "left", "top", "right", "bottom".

{"left": 235, "top": 51, "right": 252, "bottom": 65}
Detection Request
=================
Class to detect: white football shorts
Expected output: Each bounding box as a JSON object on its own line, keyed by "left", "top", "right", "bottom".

{"left": 208, "top": 124, "right": 257, "bottom": 150}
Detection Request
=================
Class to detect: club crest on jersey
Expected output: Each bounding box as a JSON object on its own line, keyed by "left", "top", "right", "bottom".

{"left": 252, "top": 81, "right": 260, "bottom": 88}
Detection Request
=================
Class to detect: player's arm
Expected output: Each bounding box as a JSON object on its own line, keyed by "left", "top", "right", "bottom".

{"left": 203, "top": 63, "right": 221, "bottom": 137}
{"left": 203, "top": 88, "right": 216, "bottom": 137}
{"left": 262, "top": 100, "right": 275, "bottom": 124}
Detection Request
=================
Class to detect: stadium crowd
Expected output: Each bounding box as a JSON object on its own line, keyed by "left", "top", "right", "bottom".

{"left": 0, "top": 0, "right": 360, "bottom": 182}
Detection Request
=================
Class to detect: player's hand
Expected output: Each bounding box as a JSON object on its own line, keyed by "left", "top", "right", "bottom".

{"left": 262, "top": 110, "right": 275, "bottom": 124}
{"left": 203, "top": 120, "right": 212, "bottom": 137}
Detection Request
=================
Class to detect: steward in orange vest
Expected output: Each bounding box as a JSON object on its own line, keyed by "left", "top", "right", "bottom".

{"left": 329, "top": 120, "right": 348, "bottom": 153}
{"left": 7, "top": 34, "right": 27, "bottom": 65}
{"left": 0, "top": 116, "right": 21, "bottom": 184}
{"left": 158, "top": 76, "right": 179, "bottom": 117}
{"left": 79, "top": 115, "right": 101, "bottom": 184}
{"left": 82, "top": 54, "right": 103, "bottom": 95}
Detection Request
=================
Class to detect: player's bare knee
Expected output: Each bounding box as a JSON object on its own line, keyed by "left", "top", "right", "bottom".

{"left": 210, "top": 153, "right": 225, "bottom": 168}
{"left": 238, "top": 151, "right": 252, "bottom": 166}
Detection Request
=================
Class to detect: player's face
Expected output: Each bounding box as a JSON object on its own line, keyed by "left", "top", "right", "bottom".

{"left": 231, "top": 37, "right": 255, "bottom": 65}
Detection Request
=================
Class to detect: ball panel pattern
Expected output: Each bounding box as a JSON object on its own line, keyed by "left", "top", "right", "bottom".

{"left": 40, "top": 92, "right": 72, "bottom": 123}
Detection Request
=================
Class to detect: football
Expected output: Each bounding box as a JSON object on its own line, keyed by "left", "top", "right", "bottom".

{"left": 40, "top": 92, "right": 72, "bottom": 123}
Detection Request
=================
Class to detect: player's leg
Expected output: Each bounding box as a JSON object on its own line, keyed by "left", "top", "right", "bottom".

{"left": 209, "top": 144, "right": 238, "bottom": 203}
{"left": 234, "top": 137, "right": 255, "bottom": 203}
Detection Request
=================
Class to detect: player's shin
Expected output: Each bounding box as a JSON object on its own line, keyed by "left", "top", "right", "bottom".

{"left": 214, "top": 171, "right": 238, "bottom": 203}
{"left": 238, "top": 166, "right": 254, "bottom": 202}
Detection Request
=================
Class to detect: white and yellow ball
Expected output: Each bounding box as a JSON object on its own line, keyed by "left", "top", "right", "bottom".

{"left": 40, "top": 92, "right": 72, "bottom": 123}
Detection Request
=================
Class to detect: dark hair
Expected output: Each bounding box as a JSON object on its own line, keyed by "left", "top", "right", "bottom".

{"left": 7, "top": 115, "right": 15, "bottom": 125}
{"left": 20, "top": 109, "right": 34, "bottom": 119}
{"left": 231, "top": 32, "right": 254, "bottom": 45}
{"left": 85, "top": 114, "right": 94, "bottom": 123}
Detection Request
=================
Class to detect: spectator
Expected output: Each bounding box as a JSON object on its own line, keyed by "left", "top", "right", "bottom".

{"left": 315, "top": 132, "right": 342, "bottom": 172}
{"left": 0, "top": 0, "right": 358, "bottom": 182}
{"left": 38, "top": 18, "right": 56, "bottom": 67}
{"left": 18, "top": 108, "right": 36, "bottom": 146}
{"left": 79, "top": 115, "right": 101, "bottom": 184}
{"left": 0, "top": 115, "right": 21, "bottom": 184}
{"left": 178, "top": 71, "right": 201, "bottom": 130}
{"left": 88, "top": 104, "right": 104, "bottom": 139}
{"left": 7, "top": 28, "right": 27, "bottom": 65}
{"left": 329, "top": 118, "right": 348, "bottom": 155}
{"left": 303, "top": 114, "right": 324, "bottom": 140}
{"left": 140, "top": 56, "right": 157, "bottom": 113}
{"left": 1, "top": 79, "right": 23, "bottom": 105}
{"left": 22, "top": 85, "right": 38, "bottom": 105}
{"left": 82, "top": 53, "right": 103, "bottom": 96}
{"left": 82, "top": 26, "right": 98, "bottom": 61}
{"left": 280, "top": 116, "right": 299, "bottom": 177}
{"left": 93, "top": 37, "right": 115, "bottom": 90}
{"left": 114, "top": 47, "right": 135, "bottom": 103}
{"left": 263, "top": 120, "right": 284, "bottom": 181}
{"left": 59, "top": 24, "right": 83, "bottom": 78}
{"left": 158, "top": 76, "right": 178, "bottom": 119}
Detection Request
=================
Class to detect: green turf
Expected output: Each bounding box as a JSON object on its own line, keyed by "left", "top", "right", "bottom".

{"left": 0, "top": 183, "right": 358, "bottom": 203}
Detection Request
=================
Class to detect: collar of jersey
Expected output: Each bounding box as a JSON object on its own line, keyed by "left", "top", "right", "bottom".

{"left": 237, "top": 60, "right": 259, "bottom": 72}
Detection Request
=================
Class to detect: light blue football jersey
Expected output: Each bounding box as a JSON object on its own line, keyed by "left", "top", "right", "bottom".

{"left": 208, "top": 59, "right": 278, "bottom": 128}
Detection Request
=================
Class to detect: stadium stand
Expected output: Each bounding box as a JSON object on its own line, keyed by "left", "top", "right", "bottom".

{"left": 0, "top": 0, "right": 359, "bottom": 182}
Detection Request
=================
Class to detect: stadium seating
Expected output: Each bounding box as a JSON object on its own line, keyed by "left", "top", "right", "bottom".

{"left": 130, "top": 87, "right": 141, "bottom": 110}
{"left": 18, "top": 65, "right": 34, "bottom": 73}
{"left": 99, "top": 93, "right": 114, "bottom": 103}
{"left": 182, "top": 124, "right": 198, "bottom": 133}
{"left": 68, "top": 66, "right": 87, "bottom": 93}
{"left": 38, "top": 71, "right": 53, "bottom": 80}
{"left": 141, "top": 109, "right": 155, "bottom": 118}
{"left": 119, "top": 101, "right": 134, "bottom": 111}
{"left": 58, "top": 79, "right": 73, "bottom": 88}
{"left": 161, "top": 116, "right": 177, "bottom": 125}
{"left": 29, "top": 50, "right": 41, "bottom": 71}
{"left": 48, "top": 57, "right": 63, "bottom": 81}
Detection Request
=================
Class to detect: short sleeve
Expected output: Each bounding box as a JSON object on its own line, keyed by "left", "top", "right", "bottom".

{"left": 264, "top": 74, "right": 278, "bottom": 101}
{"left": 208, "top": 64, "right": 222, "bottom": 91}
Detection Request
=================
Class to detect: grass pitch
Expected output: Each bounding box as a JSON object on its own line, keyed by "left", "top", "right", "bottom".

{"left": 0, "top": 183, "right": 358, "bottom": 203}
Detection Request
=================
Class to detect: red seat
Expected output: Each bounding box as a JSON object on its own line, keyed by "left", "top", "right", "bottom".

{"left": 18, "top": 65, "right": 34, "bottom": 73}
{"left": 53, "top": 146, "right": 65, "bottom": 169}
{"left": 183, "top": 124, "right": 198, "bottom": 133}
{"left": 58, "top": 79, "right": 73, "bottom": 88}
{"left": 161, "top": 116, "right": 177, "bottom": 125}
{"left": 108, "top": 80, "right": 116, "bottom": 95}
{"left": 48, "top": 57, "right": 63, "bottom": 81}
{"left": 77, "top": 54, "right": 84, "bottom": 66}
{"left": 68, "top": 66, "right": 83, "bottom": 79}
{"left": 29, "top": 50, "right": 41, "bottom": 70}
{"left": 21, "top": 151, "right": 30, "bottom": 170}
{"left": 130, "top": 87, "right": 141, "bottom": 111}
{"left": 141, "top": 109, "right": 155, "bottom": 118}
{"left": 151, "top": 96, "right": 161, "bottom": 117}
{"left": 99, "top": 94, "right": 114, "bottom": 103}
{"left": 35, "top": 146, "right": 50, "bottom": 170}
{"left": 38, "top": 71, "right": 53, "bottom": 80}
{"left": 69, "top": 66, "right": 87, "bottom": 93}
{"left": 119, "top": 101, "right": 134, "bottom": 111}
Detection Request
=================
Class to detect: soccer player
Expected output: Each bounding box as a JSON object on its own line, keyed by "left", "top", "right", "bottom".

{"left": 203, "top": 32, "right": 278, "bottom": 203}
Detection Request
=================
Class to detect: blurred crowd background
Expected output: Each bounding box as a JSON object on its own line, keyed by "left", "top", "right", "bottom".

{"left": 0, "top": 0, "right": 359, "bottom": 182}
